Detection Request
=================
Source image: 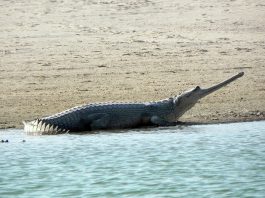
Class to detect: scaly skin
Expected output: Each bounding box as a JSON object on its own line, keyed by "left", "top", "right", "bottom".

{"left": 23, "top": 99, "right": 176, "bottom": 135}
{"left": 23, "top": 72, "right": 244, "bottom": 135}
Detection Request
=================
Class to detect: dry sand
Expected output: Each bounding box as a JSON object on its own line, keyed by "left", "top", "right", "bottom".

{"left": 0, "top": 0, "right": 265, "bottom": 129}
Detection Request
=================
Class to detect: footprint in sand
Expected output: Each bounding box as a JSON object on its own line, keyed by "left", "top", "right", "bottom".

{"left": 235, "top": 47, "right": 252, "bottom": 52}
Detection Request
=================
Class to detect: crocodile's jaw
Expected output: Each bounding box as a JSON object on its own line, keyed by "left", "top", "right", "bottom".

{"left": 174, "top": 72, "right": 244, "bottom": 119}
{"left": 197, "top": 72, "right": 244, "bottom": 99}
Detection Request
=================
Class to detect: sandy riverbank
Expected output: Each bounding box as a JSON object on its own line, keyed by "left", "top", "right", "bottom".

{"left": 0, "top": 0, "right": 264, "bottom": 129}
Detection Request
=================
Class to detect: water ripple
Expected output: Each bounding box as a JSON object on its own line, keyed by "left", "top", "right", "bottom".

{"left": 1, "top": 121, "right": 265, "bottom": 197}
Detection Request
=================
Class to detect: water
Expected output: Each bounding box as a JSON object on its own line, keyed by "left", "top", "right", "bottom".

{"left": 0, "top": 121, "right": 265, "bottom": 198}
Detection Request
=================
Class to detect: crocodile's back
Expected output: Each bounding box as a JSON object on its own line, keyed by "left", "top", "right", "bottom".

{"left": 23, "top": 102, "right": 149, "bottom": 134}
{"left": 23, "top": 98, "right": 175, "bottom": 134}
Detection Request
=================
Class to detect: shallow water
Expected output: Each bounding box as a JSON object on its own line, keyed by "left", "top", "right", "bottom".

{"left": 1, "top": 121, "right": 265, "bottom": 198}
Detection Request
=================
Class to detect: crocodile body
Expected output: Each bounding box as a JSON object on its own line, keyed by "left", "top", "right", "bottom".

{"left": 23, "top": 99, "right": 177, "bottom": 134}
{"left": 23, "top": 72, "right": 244, "bottom": 135}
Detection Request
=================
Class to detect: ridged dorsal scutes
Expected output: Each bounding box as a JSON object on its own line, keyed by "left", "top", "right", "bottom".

{"left": 146, "top": 97, "right": 173, "bottom": 105}
{"left": 42, "top": 101, "right": 147, "bottom": 120}
{"left": 23, "top": 118, "right": 69, "bottom": 135}
{"left": 23, "top": 98, "right": 174, "bottom": 135}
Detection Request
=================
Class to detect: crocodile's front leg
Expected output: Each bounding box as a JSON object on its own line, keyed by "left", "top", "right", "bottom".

{"left": 150, "top": 116, "right": 178, "bottom": 127}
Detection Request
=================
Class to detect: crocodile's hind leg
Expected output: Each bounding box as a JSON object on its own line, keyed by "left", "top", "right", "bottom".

{"left": 89, "top": 113, "right": 111, "bottom": 130}
{"left": 79, "top": 113, "right": 110, "bottom": 131}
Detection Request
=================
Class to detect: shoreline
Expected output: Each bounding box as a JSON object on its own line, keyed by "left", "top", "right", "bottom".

{"left": 1, "top": 0, "right": 264, "bottom": 129}
{"left": 1, "top": 113, "right": 264, "bottom": 130}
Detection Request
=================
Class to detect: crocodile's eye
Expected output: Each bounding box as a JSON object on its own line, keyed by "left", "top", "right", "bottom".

{"left": 195, "top": 86, "right": 201, "bottom": 91}
{"left": 174, "top": 98, "right": 181, "bottom": 106}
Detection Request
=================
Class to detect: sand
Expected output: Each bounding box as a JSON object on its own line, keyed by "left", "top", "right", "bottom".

{"left": 0, "top": 0, "right": 265, "bottom": 129}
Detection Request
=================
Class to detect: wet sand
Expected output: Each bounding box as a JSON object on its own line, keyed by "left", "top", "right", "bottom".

{"left": 0, "top": 0, "right": 265, "bottom": 128}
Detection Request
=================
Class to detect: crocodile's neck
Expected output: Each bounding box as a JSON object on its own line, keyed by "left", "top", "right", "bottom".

{"left": 147, "top": 97, "right": 176, "bottom": 121}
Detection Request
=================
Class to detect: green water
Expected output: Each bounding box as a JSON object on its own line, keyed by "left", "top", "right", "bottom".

{"left": 1, "top": 121, "right": 265, "bottom": 198}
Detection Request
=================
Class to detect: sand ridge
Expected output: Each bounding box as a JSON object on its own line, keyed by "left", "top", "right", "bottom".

{"left": 0, "top": 0, "right": 265, "bottom": 128}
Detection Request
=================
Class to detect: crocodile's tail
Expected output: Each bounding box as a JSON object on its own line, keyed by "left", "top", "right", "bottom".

{"left": 23, "top": 119, "right": 69, "bottom": 135}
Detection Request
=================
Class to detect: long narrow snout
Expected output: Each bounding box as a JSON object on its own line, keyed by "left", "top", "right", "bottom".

{"left": 199, "top": 72, "right": 244, "bottom": 98}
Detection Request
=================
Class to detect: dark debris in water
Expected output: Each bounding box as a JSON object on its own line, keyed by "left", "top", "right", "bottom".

{"left": 1, "top": 139, "right": 26, "bottom": 143}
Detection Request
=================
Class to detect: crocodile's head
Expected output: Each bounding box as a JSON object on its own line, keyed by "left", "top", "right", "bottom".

{"left": 173, "top": 72, "right": 244, "bottom": 119}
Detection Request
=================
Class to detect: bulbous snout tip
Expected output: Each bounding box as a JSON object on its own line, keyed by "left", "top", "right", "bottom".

{"left": 237, "top": 71, "right": 244, "bottom": 78}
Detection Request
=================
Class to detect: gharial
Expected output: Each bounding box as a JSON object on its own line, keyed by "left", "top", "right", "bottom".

{"left": 23, "top": 72, "right": 244, "bottom": 135}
